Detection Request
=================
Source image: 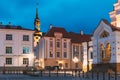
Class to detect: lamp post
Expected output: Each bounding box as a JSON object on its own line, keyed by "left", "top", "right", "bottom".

{"left": 72, "top": 56, "right": 79, "bottom": 79}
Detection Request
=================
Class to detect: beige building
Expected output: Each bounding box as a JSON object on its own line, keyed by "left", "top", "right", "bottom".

{"left": 69, "top": 32, "right": 92, "bottom": 72}
{"left": 36, "top": 26, "right": 71, "bottom": 69}
{"left": 36, "top": 26, "right": 92, "bottom": 71}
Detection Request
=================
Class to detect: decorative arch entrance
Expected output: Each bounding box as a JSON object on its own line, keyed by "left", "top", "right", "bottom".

{"left": 100, "top": 44, "right": 105, "bottom": 63}
{"left": 105, "top": 43, "right": 111, "bottom": 63}
{"left": 100, "top": 43, "right": 111, "bottom": 63}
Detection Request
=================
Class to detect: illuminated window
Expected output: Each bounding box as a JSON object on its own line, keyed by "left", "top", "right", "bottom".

{"left": 100, "top": 31, "right": 109, "bottom": 38}
{"left": 6, "top": 47, "right": 12, "bottom": 54}
{"left": 6, "top": 34, "right": 12, "bottom": 40}
{"left": 6, "top": 58, "right": 12, "bottom": 64}
{"left": 23, "top": 58, "right": 29, "bottom": 64}
{"left": 23, "top": 47, "right": 29, "bottom": 54}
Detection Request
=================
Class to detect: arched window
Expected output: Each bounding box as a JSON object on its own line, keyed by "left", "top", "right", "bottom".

{"left": 100, "top": 31, "right": 110, "bottom": 38}
{"left": 105, "top": 43, "right": 111, "bottom": 62}
{"left": 100, "top": 44, "right": 105, "bottom": 62}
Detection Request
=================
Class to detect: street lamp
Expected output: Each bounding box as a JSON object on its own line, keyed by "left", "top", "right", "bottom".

{"left": 72, "top": 56, "right": 79, "bottom": 79}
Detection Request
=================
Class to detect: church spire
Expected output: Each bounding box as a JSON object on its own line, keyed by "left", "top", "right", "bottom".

{"left": 36, "top": 3, "right": 39, "bottom": 19}
{"left": 34, "top": 3, "right": 40, "bottom": 31}
{"left": 33, "top": 3, "right": 42, "bottom": 47}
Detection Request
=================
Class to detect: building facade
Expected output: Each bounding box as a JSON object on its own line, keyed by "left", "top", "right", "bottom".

{"left": 36, "top": 26, "right": 92, "bottom": 71}
{"left": 36, "top": 26, "right": 71, "bottom": 69}
{"left": 92, "top": 0, "right": 120, "bottom": 72}
{"left": 69, "top": 32, "right": 92, "bottom": 72}
{"left": 0, "top": 25, "right": 35, "bottom": 68}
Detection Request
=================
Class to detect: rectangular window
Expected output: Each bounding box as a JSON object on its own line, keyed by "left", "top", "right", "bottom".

{"left": 6, "top": 34, "right": 12, "bottom": 40}
{"left": 49, "top": 51, "right": 53, "bottom": 58}
{"left": 90, "top": 52, "right": 93, "bottom": 59}
{"left": 64, "top": 42, "right": 67, "bottom": 48}
{"left": 23, "top": 47, "right": 29, "bottom": 54}
{"left": 75, "top": 63, "right": 78, "bottom": 68}
{"left": 57, "top": 42, "right": 60, "bottom": 48}
{"left": 73, "top": 45, "right": 79, "bottom": 57}
{"left": 6, "top": 47, "right": 12, "bottom": 54}
{"left": 57, "top": 52, "right": 60, "bottom": 58}
{"left": 50, "top": 41, "right": 53, "bottom": 47}
{"left": 23, "top": 58, "right": 29, "bottom": 64}
{"left": 23, "top": 35, "right": 29, "bottom": 41}
{"left": 63, "top": 52, "right": 67, "bottom": 58}
{"left": 65, "top": 63, "right": 68, "bottom": 68}
{"left": 6, "top": 58, "right": 12, "bottom": 64}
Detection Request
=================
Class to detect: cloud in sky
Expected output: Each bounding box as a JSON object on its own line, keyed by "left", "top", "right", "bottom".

{"left": 0, "top": 0, "right": 117, "bottom": 34}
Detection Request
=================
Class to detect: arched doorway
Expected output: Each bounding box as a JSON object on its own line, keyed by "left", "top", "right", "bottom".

{"left": 100, "top": 44, "right": 105, "bottom": 63}
{"left": 105, "top": 43, "right": 111, "bottom": 63}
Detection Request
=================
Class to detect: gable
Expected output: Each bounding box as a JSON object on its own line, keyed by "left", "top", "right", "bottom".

{"left": 93, "top": 20, "right": 113, "bottom": 39}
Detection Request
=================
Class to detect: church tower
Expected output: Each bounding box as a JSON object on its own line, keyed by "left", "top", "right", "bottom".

{"left": 34, "top": 4, "right": 40, "bottom": 31}
{"left": 34, "top": 4, "right": 42, "bottom": 47}
{"left": 109, "top": 0, "right": 120, "bottom": 27}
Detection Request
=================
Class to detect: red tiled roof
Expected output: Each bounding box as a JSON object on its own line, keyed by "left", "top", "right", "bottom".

{"left": 44, "top": 27, "right": 70, "bottom": 38}
{"left": 69, "top": 32, "right": 92, "bottom": 43}
{"left": 44, "top": 27, "right": 92, "bottom": 43}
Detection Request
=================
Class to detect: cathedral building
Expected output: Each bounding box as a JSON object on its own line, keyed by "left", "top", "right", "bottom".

{"left": 92, "top": 0, "right": 120, "bottom": 72}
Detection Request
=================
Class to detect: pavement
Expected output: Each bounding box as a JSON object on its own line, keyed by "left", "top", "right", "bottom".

{"left": 0, "top": 73, "right": 119, "bottom": 80}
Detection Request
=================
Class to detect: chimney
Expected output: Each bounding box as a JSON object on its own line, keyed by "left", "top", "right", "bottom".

{"left": 80, "top": 30, "right": 83, "bottom": 35}
{"left": 50, "top": 24, "right": 52, "bottom": 29}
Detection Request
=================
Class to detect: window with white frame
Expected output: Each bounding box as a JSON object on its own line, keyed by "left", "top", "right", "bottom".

{"left": 90, "top": 52, "right": 93, "bottom": 59}
{"left": 6, "top": 47, "right": 12, "bottom": 54}
{"left": 23, "top": 58, "right": 29, "bottom": 64}
{"left": 23, "top": 47, "right": 29, "bottom": 54}
{"left": 57, "top": 42, "right": 60, "bottom": 48}
{"left": 6, "top": 58, "right": 12, "bottom": 64}
{"left": 6, "top": 34, "right": 12, "bottom": 40}
{"left": 64, "top": 42, "right": 67, "bottom": 48}
{"left": 50, "top": 41, "right": 53, "bottom": 47}
{"left": 63, "top": 52, "right": 67, "bottom": 58}
{"left": 23, "top": 35, "right": 29, "bottom": 41}
{"left": 56, "top": 52, "right": 60, "bottom": 58}
{"left": 65, "top": 63, "right": 68, "bottom": 68}
{"left": 49, "top": 51, "right": 53, "bottom": 58}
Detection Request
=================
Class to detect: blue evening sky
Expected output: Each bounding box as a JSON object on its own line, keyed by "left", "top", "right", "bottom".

{"left": 0, "top": 0, "right": 117, "bottom": 34}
